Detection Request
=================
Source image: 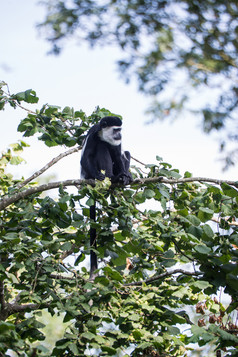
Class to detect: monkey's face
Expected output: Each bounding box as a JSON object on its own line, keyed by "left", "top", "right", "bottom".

{"left": 99, "top": 126, "right": 122, "bottom": 146}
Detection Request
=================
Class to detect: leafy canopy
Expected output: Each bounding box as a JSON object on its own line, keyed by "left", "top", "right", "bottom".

{"left": 0, "top": 82, "right": 238, "bottom": 356}
{"left": 39, "top": 0, "right": 238, "bottom": 168}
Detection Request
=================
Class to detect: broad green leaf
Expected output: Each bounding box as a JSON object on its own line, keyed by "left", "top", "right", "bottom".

{"left": 187, "top": 214, "right": 201, "bottom": 226}
{"left": 10, "top": 156, "right": 25, "bottom": 165}
{"left": 202, "top": 224, "right": 214, "bottom": 239}
{"left": 68, "top": 343, "right": 79, "bottom": 355}
{"left": 101, "top": 346, "right": 117, "bottom": 355}
{"left": 194, "top": 245, "right": 212, "bottom": 255}
{"left": 173, "top": 287, "right": 189, "bottom": 298}
{"left": 60, "top": 242, "right": 72, "bottom": 251}
{"left": 143, "top": 188, "right": 156, "bottom": 199}
{"left": 157, "top": 183, "right": 170, "bottom": 199}
{"left": 221, "top": 182, "right": 238, "bottom": 198}
{"left": 190, "top": 280, "right": 211, "bottom": 290}
{"left": 167, "top": 326, "right": 180, "bottom": 335}
{"left": 0, "top": 321, "right": 15, "bottom": 333}
{"left": 198, "top": 207, "right": 214, "bottom": 222}
{"left": 104, "top": 267, "right": 123, "bottom": 281}
{"left": 81, "top": 332, "right": 95, "bottom": 340}
{"left": 14, "top": 89, "right": 39, "bottom": 103}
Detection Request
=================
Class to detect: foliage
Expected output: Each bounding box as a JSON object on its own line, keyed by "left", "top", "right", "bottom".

{"left": 38, "top": 0, "right": 238, "bottom": 168}
{"left": 0, "top": 83, "right": 238, "bottom": 356}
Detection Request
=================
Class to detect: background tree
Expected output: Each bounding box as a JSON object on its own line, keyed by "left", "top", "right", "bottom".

{"left": 0, "top": 82, "right": 237, "bottom": 356}
{"left": 39, "top": 0, "right": 238, "bottom": 169}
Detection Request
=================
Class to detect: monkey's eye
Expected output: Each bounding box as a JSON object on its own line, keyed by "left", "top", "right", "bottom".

{"left": 113, "top": 128, "right": 121, "bottom": 133}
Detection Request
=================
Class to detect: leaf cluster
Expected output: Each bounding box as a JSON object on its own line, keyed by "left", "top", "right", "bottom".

{"left": 38, "top": 0, "right": 238, "bottom": 168}
{"left": 0, "top": 85, "right": 237, "bottom": 356}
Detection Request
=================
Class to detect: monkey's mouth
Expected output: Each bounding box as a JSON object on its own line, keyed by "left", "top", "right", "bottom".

{"left": 113, "top": 133, "right": 122, "bottom": 141}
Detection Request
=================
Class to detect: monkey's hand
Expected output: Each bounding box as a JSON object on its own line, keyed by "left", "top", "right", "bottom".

{"left": 116, "top": 173, "right": 132, "bottom": 185}
{"left": 96, "top": 171, "right": 106, "bottom": 181}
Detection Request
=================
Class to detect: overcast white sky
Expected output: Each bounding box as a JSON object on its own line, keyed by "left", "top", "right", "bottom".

{"left": 0, "top": 0, "right": 237, "bottom": 182}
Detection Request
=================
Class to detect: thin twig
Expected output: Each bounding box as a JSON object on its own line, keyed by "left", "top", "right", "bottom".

{"left": 211, "top": 217, "right": 238, "bottom": 227}
{"left": 17, "top": 146, "right": 82, "bottom": 189}
{"left": 131, "top": 156, "right": 146, "bottom": 166}
{"left": 124, "top": 269, "right": 202, "bottom": 286}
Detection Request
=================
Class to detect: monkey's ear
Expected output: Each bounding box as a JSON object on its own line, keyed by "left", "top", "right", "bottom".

{"left": 101, "top": 121, "right": 107, "bottom": 128}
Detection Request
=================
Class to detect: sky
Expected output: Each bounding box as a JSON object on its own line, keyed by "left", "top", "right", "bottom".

{"left": 0, "top": 0, "right": 237, "bottom": 183}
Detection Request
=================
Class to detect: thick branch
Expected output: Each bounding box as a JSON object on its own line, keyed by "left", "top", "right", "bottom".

{"left": 0, "top": 176, "right": 237, "bottom": 211}
{"left": 124, "top": 269, "right": 202, "bottom": 287}
{"left": 17, "top": 146, "right": 82, "bottom": 190}
{"left": 0, "top": 302, "right": 43, "bottom": 321}
{"left": 10, "top": 302, "right": 39, "bottom": 314}
{"left": 0, "top": 179, "right": 93, "bottom": 211}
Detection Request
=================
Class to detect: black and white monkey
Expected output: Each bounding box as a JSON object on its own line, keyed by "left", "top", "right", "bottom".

{"left": 80, "top": 116, "right": 132, "bottom": 278}
{"left": 81, "top": 116, "right": 132, "bottom": 184}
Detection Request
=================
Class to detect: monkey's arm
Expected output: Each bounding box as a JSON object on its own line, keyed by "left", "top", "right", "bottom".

{"left": 110, "top": 147, "right": 132, "bottom": 185}
{"left": 81, "top": 133, "right": 105, "bottom": 180}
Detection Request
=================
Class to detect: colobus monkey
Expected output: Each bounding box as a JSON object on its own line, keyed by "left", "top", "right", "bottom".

{"left": 80, "top": 116, "right": 132, "bottom": 278}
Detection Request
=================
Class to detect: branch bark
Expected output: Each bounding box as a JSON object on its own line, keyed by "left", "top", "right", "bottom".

{"left": 0, "top": 176, "right": 237, "bottom": 211}
{"left": 0, "top": 280, "right": 41, "bottom": 320}
{"left": 0, "top": 302, "right": 42, "bottom": 321}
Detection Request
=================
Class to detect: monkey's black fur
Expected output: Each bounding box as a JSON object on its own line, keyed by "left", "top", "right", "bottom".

{"left": 80, "top": 116, "right": 132, "bottom": 278}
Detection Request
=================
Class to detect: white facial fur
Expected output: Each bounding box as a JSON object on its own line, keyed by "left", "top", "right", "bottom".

{"left": 98, "top": 126, "right": 122, "bottom": 146}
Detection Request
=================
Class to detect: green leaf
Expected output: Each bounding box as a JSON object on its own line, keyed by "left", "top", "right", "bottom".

{"left": 129, "top": 314, "right": 140, "bottom": 321}
{"left": 194, "top": 245, "right": 212, "bottom": 255}
{"left": 209, "top": 325, "right": 238, "bottom": 344}
{"left": 187, "top": 214, "right": 201, "bottom": 226}
{"left": 221, "top": 183, "right": 238, "bottom": 198}
{"left": 190, "top": 280, "right": 211, "bottom": 290}
{"left": 198, "top": 207, "right": 214, "bottom": 222}
{"left": 60, "top": 242, "right": 72, "bottom": 251}
{"left": 167, "top": 326, "right": 180, "bottom": 335}
{"left": 104, "top": 267, "right": 123, "bottom": 282}
{"left": 81, "top": 331, "right": 95, "bottom": 340}
{"left": 86, "top": 197, "right": 95, "bottom": 206}
{"left": 173, "top": 287, "right": 189, "bottom": 298}
{"left": 68, "top": 343, "right": 79, "bottom": 355}
{"left": 74, "top": 253, "right": 85, "bottom": 266}
{"left": 4, "top": 233, "right": 20, "bottom": 244}
{"left": 101, "top": 346, "right": 117, "bottom": 355}
{"left": 188, "top": 226, "right": 203, "bottom": 239}
{"left": 143, "top": 188, "right": 155, "bottom": 199}
{"left": 202, "top": 224, "right": 214, "bottom": 240}
{"left": 164, "top": 249, "right": 174, "bottom": 258}
{"left": 10, "top": 156, "right": 25, "bottom": 165}
{"left": 0, "top": 321, "right": 15, "bottom": 333}
{"left": 14, "top": 89, "right": 39, "bottom": 103}
{"left": 132, "top": 329, "right": 143, "bottom": 339}
{"left": 157, "top": 183, "right": 170, "bottom": 199}
{"left": 227, "top": 273, "right": 238, "bottom": 291}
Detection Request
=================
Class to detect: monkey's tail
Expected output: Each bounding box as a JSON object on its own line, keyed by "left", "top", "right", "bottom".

{"left": 90, "top": 204, "right": 98, "bottom": 279}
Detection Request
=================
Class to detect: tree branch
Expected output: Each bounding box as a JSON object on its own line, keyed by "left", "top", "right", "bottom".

{"left": 124, "top": 269, "right": 202, "bottom": 287}
{"left": 0, "top": 176, "right": 237, "bottom": 211}
{"left": 0, "top": 301, "right": 45, "bottom": 321}
{"left": 131, "top": 176, "right": 238, "bottom": 188}
{"left": 16, "top": 146, "right": 82, "bottom": 190}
